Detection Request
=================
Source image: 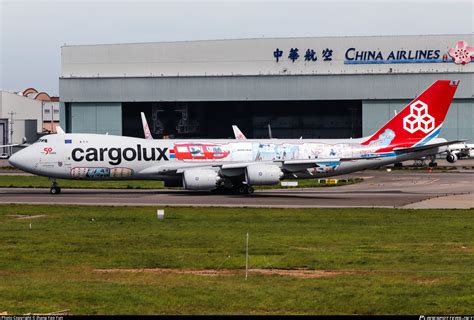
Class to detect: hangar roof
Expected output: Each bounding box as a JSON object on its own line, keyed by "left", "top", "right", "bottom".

{"left": 61, "top": 34, "right": 473, "bottom": 78}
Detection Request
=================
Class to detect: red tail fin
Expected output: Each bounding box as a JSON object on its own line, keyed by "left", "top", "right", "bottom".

{"left": 361, "top": 80, "right": 459, "bottom": 150}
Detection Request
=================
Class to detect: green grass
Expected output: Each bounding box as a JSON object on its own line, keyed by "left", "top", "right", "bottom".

{"left": 257, "top": 178, "right": 362, "bottom": 189}
{"left": 0, "top": 175, "right": 360, "bottom": 189}
{"left": 0, "top": 176, "right": 164, "bottom": 189}
{"left": 0, "top": 205, "right": 472, "bottom": 314}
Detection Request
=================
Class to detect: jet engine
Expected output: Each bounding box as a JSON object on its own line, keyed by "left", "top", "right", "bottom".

{"left": 446, "top": 152, "right": 458, "bottom": 163}
{"left": 182, "top": 168, "right": 222, "bottom": 190}
{"left": 245, "top": 164, "right": 283, "bottom": 185}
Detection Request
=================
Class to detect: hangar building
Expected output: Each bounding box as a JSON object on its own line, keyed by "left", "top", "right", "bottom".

{"left": 59, "top": 34, "right": 473, "bottom": 141}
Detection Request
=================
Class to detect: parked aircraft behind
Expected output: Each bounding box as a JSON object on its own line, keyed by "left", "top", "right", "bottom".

{"left": 232, "top": 125, "right": 247, "bottom": 140}
{"left": 9, "top": 80, "right": 463, "bottom": 195}
{"left": 141, "top": 112, "right": 153, "bottom": 140}
{"left": 141, "top": 112, "right": 246, "bottom": 140}
{"left": 446, "top": 142, "right": 474, "bottom": 162}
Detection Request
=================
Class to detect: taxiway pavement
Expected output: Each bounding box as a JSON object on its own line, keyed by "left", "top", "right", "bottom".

{"left": 0, "top": 170, "right": 472, "bottom": 208}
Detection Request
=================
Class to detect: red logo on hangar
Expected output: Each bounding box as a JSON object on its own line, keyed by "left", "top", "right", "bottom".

{"left": 448, "top": 40, "right": 474, "bottom": 65}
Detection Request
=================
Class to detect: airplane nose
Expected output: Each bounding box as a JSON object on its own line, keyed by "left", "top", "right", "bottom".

{"left": 8, "top": 149, "right": 31, "bottom": 172}
{"left": 8, "top": 152, "right": 19, "bottom": 167}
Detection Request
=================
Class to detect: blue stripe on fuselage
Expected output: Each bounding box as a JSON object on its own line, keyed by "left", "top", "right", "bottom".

{"left": 414, "top": 127, "right": 441, "bottom": 147}
{"left": 371, "top": 152, "right": 397, "bottom": 157}
{"left": 316, "top": 161, "right": 340, "bottom": 166}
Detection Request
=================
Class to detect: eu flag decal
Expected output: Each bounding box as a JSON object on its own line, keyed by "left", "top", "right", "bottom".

{"left": 65, "top": 139, "right": 72, "bottom": 144}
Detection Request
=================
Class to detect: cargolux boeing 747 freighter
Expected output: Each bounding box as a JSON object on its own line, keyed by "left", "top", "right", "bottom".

{"left": 9, "top": 80, "right": 463, "bottom": 195}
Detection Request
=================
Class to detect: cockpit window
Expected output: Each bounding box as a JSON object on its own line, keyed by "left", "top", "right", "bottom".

{"left": 36, "top": 138, "right": 48, "bottom": 143}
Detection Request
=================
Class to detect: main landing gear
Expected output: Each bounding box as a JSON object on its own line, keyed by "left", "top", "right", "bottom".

{"left": 211, "top": 184, "right": 255, "bottom": 195}
{"left": 49, "top": 179, "right": 61, "bottom": 195}
{"left": 236, "top": 184, "right": 254, "bottom": 195}
{"left": 233, "top": 184, "right": 255, "bottom": 194}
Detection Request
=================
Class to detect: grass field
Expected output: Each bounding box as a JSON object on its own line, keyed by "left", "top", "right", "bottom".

{"left": 0, "top": 204, "right": 473, "bottom": 315}
{"left": 0, "top": 175, "right": 360, "bottom": 189}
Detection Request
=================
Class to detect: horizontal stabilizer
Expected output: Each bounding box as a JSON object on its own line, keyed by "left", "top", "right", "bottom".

{"left": 393, "top": 140, "right": 467, "bottom": 153}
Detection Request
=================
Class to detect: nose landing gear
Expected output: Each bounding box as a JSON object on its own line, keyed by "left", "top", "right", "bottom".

{"left": 49, "top": 179, "right": 61, "bottom": 195}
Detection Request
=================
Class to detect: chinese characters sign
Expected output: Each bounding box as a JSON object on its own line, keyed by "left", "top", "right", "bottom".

{"left": 273, "top": 48, "right": 333, "bottom": 63}
{"left": 273, "top": 40, "right": 473, "bottom": 65}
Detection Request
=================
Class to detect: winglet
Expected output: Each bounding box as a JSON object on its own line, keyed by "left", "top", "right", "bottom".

{"left": 232, "top": 125, "right": 247, "bottom": 140}
{"left": 141, "top": 112, "right": 153, "bottom": 140}
{"left": 56, "top": 126, "right": 65, "bottom": 134}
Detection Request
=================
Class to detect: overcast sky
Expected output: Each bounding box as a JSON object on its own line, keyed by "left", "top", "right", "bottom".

{"left": 1, "top": 0, "right": 472, "bottom": 95}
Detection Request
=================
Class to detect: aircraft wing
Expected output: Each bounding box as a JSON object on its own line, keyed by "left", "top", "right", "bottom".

{"left": 280, "top": 157, "right": 381, "bottom": 172}
{"left": 393, "top": 140, "right": 467, "bottom": 154}
{"left": 138, "top": 156, "right": 379, "bottom": 176}
{"left": 139, "top": 161, "right": 225, "bottom": 176}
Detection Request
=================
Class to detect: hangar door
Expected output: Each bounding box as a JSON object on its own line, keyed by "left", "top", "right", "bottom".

{"left": 68, "top": 102, "right": 122, "bottom": 135}
{"left": 122, "top": 100, "right": 362, "bottom": 139}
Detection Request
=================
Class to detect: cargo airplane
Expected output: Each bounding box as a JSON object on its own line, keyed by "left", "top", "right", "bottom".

{"left": 9, "top": 80, "right": 463, "bottom": 195}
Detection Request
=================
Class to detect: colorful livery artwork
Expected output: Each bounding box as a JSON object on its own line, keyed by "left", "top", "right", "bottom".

{"left": 173, "top": 143, "right": 231, "bottom": 160}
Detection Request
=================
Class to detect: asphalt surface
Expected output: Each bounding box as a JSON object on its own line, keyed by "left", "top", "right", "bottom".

{"left": 0, "top": 170, "right": 472, "bottom": 208}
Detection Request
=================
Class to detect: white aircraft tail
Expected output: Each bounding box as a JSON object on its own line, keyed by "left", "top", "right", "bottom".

{"left": 141, "top": 112, "right": 153, "bottom": 140}
{"left": 56, "top": 126, "right": 65, "bottom": 134}
{"left": 232, "top": 125, "right": 247, "bottom": 140}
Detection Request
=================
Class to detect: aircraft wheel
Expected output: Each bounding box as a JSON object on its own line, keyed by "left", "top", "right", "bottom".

{"left": 236, "top": 185, "right": 254, "bottom": 195}
{"left": 50, "top": 186, "right": 61, "bottom": 195}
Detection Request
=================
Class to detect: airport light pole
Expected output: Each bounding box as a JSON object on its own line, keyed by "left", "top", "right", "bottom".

{"left": 51, "top": 103, "right": 54, "bottom": 133}
{"left": 8, "top": 111, "right": 16, "bottom": 156}
{"left": 245, "top": 232, "right": 249, "bottom": 280}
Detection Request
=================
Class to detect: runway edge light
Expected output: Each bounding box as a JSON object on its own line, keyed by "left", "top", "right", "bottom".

{"left": 157, "top": 209, "right": 165, "bottom": 220}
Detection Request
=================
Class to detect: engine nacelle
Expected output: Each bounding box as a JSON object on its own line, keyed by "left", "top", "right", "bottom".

{"left": 446, "top": 153, "right": 458, "bottom": 163}
{"left": 182, "top": 169, "right": 222, "bottom": 190}
{"left": 245, "top": 164, "right": 283, "bottom": 185}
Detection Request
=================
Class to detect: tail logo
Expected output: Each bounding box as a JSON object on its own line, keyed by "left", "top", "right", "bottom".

{"left": 402, "top": 100, "right": 435, "bottom": 134}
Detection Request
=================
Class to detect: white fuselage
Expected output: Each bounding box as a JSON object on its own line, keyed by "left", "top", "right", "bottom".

{"left": 10, "top": 133, "right": 446, "bottom": 181}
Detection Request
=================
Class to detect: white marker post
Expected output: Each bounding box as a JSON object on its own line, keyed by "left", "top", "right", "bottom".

{"left": 157, "top": 209, "right": 165, "bottom": 220}
{"left": 245, "top": 232, "right": 249, "bottom": 280}
{"left": 281, "top": 181, "right": 298, "bottom": 187}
